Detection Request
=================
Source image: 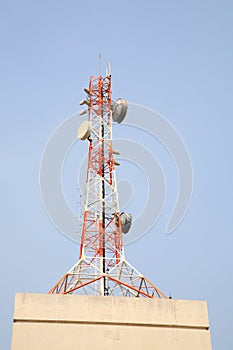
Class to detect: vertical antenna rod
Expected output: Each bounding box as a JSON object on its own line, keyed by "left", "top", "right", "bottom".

{"left": 98, "top": 54, "right": 101, "bottom": 76}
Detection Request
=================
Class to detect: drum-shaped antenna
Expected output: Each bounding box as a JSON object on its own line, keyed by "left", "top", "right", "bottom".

{"left": 77, "top": 121, "right": 91, "bottom": 141}
{"left": 112, "top": 99, "right": 128, "bottom": 123}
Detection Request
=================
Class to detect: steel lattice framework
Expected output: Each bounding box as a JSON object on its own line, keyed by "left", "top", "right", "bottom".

{"left": 49, "top": 75, "right": 167, "bottom": 298}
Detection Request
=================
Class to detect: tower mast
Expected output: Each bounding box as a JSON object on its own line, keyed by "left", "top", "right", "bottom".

{"left": 49, "top": 73, "right": 166, "bottom": 298}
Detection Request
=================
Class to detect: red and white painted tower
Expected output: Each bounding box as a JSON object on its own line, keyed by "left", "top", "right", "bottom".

{"left": 49, "top": 73, "right": 166, "bottom": 298}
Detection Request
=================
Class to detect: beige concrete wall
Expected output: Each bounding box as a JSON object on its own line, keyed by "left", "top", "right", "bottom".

{"left": 11, "top": 293, "right": 212, "bottom": 350}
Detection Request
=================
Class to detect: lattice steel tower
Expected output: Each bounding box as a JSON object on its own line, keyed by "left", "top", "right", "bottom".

{"left": 49, "top": 72, "right": 166, "bottom": 298}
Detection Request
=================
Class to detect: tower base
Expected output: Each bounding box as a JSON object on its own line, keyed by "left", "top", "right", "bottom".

{"left": 11, "top": 293, "right": 212, "bottom": 350}
{"left": 49, "top": 258, "right": 167, "bottom": 298}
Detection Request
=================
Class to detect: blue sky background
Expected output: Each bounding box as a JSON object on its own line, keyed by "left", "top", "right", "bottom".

{"left": 1, "top": 1, "right": 233, "bottom": 349}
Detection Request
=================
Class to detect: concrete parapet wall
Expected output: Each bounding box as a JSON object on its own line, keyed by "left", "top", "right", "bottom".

{"left": 11, "top": 293, "right": 212, "bottom": 350}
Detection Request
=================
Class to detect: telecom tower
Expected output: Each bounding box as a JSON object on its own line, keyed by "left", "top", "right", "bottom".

{"left": 49, "top": 72, "right": 166, "bottom": 298}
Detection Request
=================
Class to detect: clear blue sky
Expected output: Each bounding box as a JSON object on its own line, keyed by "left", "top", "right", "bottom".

{"left": 1, "top": 1, "right": 233, "bottom": 349}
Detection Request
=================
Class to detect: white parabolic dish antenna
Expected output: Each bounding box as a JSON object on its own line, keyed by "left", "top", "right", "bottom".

{"left": 77, "top": 121, "right": 91, "bottom": 140}
{"left": 112, "top": 98, "right": 128, "bottom": 123}
{"left": 119, "top": 212, "right": 132, "bottom": 234}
